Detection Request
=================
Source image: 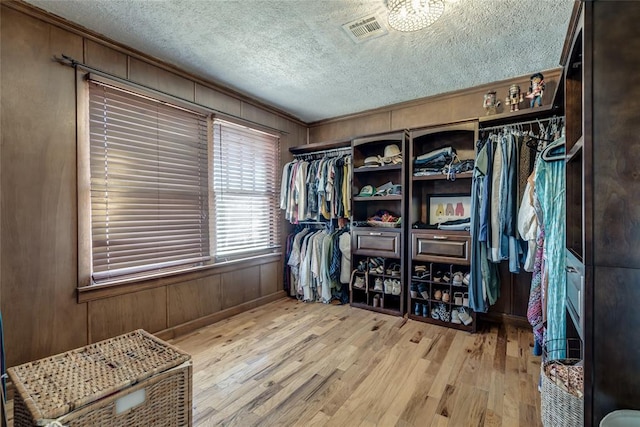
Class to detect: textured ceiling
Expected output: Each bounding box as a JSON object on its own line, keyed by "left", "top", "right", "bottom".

{"left": 24, "top": 0, "right": 574, "bottom": 123}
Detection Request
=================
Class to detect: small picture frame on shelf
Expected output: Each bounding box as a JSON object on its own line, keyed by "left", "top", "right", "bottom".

{"left": 427, "top": 193, "right": 471, "bottom": 225}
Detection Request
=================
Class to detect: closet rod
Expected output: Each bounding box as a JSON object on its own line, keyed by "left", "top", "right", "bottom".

{"left": 293, "top": 146, "right": 351, "bottom": 160}
{"left": 479, "top": 115, "right": 564, "bottom": 132}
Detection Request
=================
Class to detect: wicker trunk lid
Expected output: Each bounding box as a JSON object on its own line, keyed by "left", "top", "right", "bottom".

{"left": 8, "top": 329, "right": 191, "bottom": 424}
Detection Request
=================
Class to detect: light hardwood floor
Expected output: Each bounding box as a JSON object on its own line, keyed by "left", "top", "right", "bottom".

{"left": 170, "top": 298, "right": 542, "bottom": 427}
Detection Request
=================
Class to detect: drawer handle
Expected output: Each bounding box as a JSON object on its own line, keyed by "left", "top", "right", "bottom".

{"left": 368, "top": 232, "right": 383, "bottom": 236}
{"left": 432, "top": 235, "right": 448, "bottom": 240}
{"left": 566, "top": 266, "right": 578, "bottom": 274}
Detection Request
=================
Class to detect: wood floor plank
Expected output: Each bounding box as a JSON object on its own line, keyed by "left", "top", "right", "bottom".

{"left": 162, "top": 298, "right": 542, "bottom": 427}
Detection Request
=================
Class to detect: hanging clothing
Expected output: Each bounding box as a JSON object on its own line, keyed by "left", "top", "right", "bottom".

{"left": 284, "top": 226, "right": 350, "bottom": 304}
{"left": 469, "top": 138, "right": 500, "bottom": 312}
{"left": 280, "top": 154, "right": 352, "bottom": 224}
{"left": 533, "top": 136, "right": 566, "bottom": 358}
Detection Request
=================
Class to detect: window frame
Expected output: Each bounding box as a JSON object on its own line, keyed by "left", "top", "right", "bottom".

{"left": 77, "top": 71, "right": 283, "bottom": 293}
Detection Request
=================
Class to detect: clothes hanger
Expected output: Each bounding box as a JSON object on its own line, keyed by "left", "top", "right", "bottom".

{"left": 541, "top": 136, "right": 566, "bottom": 161}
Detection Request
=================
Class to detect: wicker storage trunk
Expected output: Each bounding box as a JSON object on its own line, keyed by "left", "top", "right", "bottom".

{"left": 8, "top": 329, "right": 192, "bottom": 427}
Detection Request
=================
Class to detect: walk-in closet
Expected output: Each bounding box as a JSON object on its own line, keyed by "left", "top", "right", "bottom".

{"left": 2, "top": 1, "right": 640, "bottom": 426}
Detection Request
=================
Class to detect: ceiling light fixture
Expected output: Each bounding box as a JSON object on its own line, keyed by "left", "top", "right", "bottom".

{"left": 387, "top": 0, "right": 445, "bottom": 32}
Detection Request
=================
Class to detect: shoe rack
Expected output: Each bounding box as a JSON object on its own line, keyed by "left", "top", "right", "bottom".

{"left": 349, "top": 256, "right": 403, "bottom": 315}
{"left": 349, "top": 130, "right": 408, "bottom": 316}
{"left": 409, "top": 262, "right": 475, "bottom": 331}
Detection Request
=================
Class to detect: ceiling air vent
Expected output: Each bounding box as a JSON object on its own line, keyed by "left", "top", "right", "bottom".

{"left": 342, "top": 14, "right": 388, "bottom": 44}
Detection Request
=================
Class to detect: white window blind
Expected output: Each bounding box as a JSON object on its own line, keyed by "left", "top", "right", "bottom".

{"left": 213, "top": 119, "right": 280, "bottom": 258}
{"left": 89, "top": 82, "right": 210, "bottom": 283}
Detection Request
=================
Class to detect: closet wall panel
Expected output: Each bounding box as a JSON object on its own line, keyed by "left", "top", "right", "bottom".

{"left": 592, "top": 267, "right": 640, "bottom": 421}
{"left": 260, "top": 261, "right": 280, "bottom": 297}
{"left": 221, "top": 266, "right": 261, "bottom": 309}
{"left": 310, "top": 69, "right": 562, "bottom": 143}
{"left": 84, "top": 39, "right": 127, "bottom": 78}
{"left": 195, "top": 83, "right": 242, "bottom": 117}
{"left": 309, "top": 111, "right": 392, "bottom": 144}
{"left": 591, "top": 3, "right": 640, "bottom": 270}
{"left": 1, "top": 3, "right": 300, "bottom": 366}
{"left": 0, "top": 7, "right": 88, "bottom": 368}
{"left": 168, "top": 275, "right": 222, "bottom": 327}
{"left": 89, "top": 287, "right": 167, "bottom": 342}
{"left": 129, "top": 57, "right": 195, "bottom": 101}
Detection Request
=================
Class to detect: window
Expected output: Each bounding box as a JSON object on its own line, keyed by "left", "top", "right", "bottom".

{"left": 83, "top": 78, "right": 281, "bottom": 286}
{"left": 213, "top": 119, "right": 280, "bottom": 259}
{"left": 88, "top": 81, "right": 210, "bottom": 283}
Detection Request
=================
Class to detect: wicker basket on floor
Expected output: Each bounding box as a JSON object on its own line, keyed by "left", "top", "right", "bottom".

{"left": 540, "top": 338, "right": 584, "bottom": 427}
{"left": 8, "top": 329, "right": 192, "bottom": 426}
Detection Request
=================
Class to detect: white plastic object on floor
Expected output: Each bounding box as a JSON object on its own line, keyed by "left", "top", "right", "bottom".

{"left": 600, "top": 410, "right": 640, "bottom": 427}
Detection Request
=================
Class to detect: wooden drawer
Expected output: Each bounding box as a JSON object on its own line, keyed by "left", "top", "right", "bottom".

{"left": 566, "top": 250, "right": 584, "bottom": 340}
{"left": 412, "top": 231, "right": 470, "bottom": 264}
{"left": 352, "top": 229, "right": 401, "bottom": 258}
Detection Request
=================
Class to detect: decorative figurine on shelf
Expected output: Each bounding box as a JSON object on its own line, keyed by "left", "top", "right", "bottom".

{"left": 483, "top": 90, "right": 500, "bottom": 115}
{"left": 526, "top": 72, "right": 545, "bottom": 108}
{"left": 505, "top": 84, "right": 524, "bottom": 112}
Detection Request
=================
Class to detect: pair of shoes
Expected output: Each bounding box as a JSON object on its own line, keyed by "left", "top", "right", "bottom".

{"left": 452, "top": 271, "right": 464, "bottom": 286}
{"left": 457, "top": 307, "right": 473, "bottom": 325}
{"left": 414, "top": 302, "right": 421, "bottom": 315}
{"left": 414, "top": 264, "right": 427, "bottom": 274}
{"left": 373, "top": 294, "right": 380, "bottom": 308}
{"left": 384, "top": 279, "right": 401, "bottom": 295}
{"left": 391, "top": 280, "right": 401, "bottom": 296}
{"left": 387, "top": 263, "right": 401, "bottom": 277}
{"left": 451, "top": 309, "right": 462, "bottom": 324}
{"left": 357, "top": 260, "right": 367, "bottom": 272}
{"left": 437, "top": 303, "right": 451, "bottom": 322}
{"left": 462, "top": 272, "right": 470, "bottom": 286}
{"left": 418, "top": 283, "right": 429, "bottom": 299}
{"left": 368, "top": 257, "right": 385, "bottom": 274}
{"left": 431, "top": 307, "right": 440, "bottom": 320}
{"left": 442, "top": 290, "right": 450, "bottom": 303}
{"left": 422, "top": 304, "right": 428, "bottom": 317}
{"left": 454, "top": 292, "right": 464, "bottom": 306}
{"left": 384, "top": 279, "right": 392, "bottom": 294}
{"left": 353, "top": 274, "right": 365, "bottom": 289}
{"left": 373, "top": 277, "right": 383, "bottom": 292}
{"left": 413, "top": 265, "right": 430, "bottom": 280}
{"left": 410, "top": 283, "right": 419, "bottom": 298}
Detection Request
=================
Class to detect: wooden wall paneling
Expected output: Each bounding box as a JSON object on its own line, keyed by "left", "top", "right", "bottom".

{"left": 83, "top": 39, "right": 127, "bottom": 78}
{"left": 195, "top": 83, "right": 242, "bottom": 117}
{"left": 591, "top": 2, "right": 640, "bottom": 270}
{"left": 129, "top": 57, "right": 196, "bottom": 101}
{"left": 486, "top": 263, "right": 512, "bottom": 318}
{"left": 1, "top": 8, "right": 88, "bottom": 367}
{"left": 259, "top": 261, "right": 280, "bottom": 297}
{"left": 511, "top": 271, "right": 533, "bottom": 318}
{"left": 241, "top": 102, "right": 281, "bottom": 130}
{"left": 221, "top": 266, "right": 261, "bottom": 309}
{"left": 167, "top": 274, "right": 222, "bottom": 327}
{"left": 88, "top": 287, "right": 167, "bottom": 343}
{"left": 308, "top": 111, "right": 391, "bottom": 144}
{"left": 592, "top": 267, "right": 640, "bottom": 423}
{"left": 308, "top": 69, "right": 562, "bottom": 145}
